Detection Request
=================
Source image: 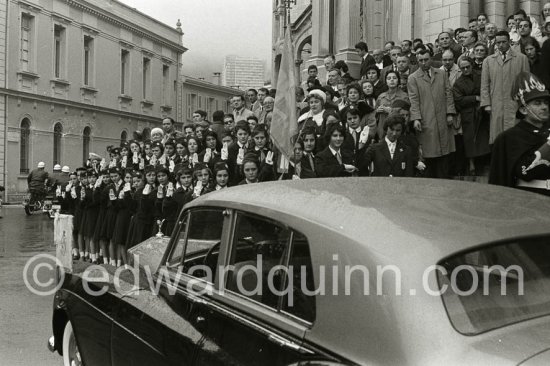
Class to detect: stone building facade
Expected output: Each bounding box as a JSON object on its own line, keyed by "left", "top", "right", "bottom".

{"left": 272, "top": 0, "right": 548, "bottom": 84}
{"left": 179, "top": 74, "right": 240, "bottom": 125}
{"left": 1, "top": 0, "right": 186, "bottom": 202}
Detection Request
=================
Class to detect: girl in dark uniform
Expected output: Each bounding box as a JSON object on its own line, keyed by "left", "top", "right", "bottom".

{"left": 213, "top": 162, "right": 230, "bottom": 191}
{"left": 154, "top": 166, "right": 171, "bottom": 234}
{"left": 75, "top": 170, "right": 88, "bottom": 260}
{"left": 102, "top": 167, "right": 123, "bottom": 266}
{"left": 127, "top": 166, "right": 157, "bottom": 246}
{"left": 83, "top": 171, "right": 100, "bottom": 263}
{"left": 199, "top": 131, "right": 222, "bottom": 170}
{"left": 238, "top": 154, "right": 262, "bottom": 185}
{"left": 249, "top": 125, "right": 275, "bottom": 182}
{"left": 125, "top": 171, "right": 144, "bottom": 249}
{"left": 175, "top": 138, "right": 189, "bottom": 167}
{"left": 93, "top": 170, "right": 111, "bottom": 264}
{"left": 112, "top": 169, "right": 134, "bottom": 267}
{"left": 192, "top": 163, "right": 214, "bottom": 199}
{"left": 170, "top": 167, "right": 194, "bottom": 227}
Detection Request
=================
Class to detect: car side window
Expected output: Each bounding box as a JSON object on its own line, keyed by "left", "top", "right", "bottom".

{"left": 225, "top": 212, "right": 291, "bottom": 309}
{"left": 168, "top": 208, "right": 224, "bottom": 283}
{"left": 225, "top": 212, "right": 316, "bottom": 323}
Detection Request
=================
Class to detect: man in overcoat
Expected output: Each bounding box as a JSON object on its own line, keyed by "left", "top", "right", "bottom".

{"left": 481, "top": 30, "right": 530, "bottom": 144}
{"left": 408, "top": 49, "right": 456, "bottom": 178}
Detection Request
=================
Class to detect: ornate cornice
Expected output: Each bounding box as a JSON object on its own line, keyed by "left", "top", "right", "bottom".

{"left": 64, "top": 0, "right": 187, "bottom": 53}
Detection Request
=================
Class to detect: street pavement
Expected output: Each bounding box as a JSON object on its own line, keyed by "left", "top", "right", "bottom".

{"left": 0, "top": 206, "right": 60, "bottom": 366}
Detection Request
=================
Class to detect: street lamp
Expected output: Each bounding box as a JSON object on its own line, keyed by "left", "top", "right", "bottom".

{"left": 279, "top": 0, "right": 297, "bottom": 27}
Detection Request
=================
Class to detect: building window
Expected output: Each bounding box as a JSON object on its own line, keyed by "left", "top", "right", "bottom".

{"left": 83, "top": 36, "right": 94, "bottom": 86}
{"left": 20, "top": 14, "right": 33, "bottom": 72}
{"left": 121, "top": 49, "right": 130, "bottom": 94}
{"left": 162, "top": 65, "right": 170, "bottom": 105}
{"left": 20, "top": 119, "right": 31, "bottom": 174}
{"left": 83, "top": 127, "right": 91, "bottom": 165}
{"left": 54, "top": 25, "right": 65, "bottom": 79}
{"left": 142, "top": 57, "right": 150, "bottom": 100}
{"left": 120, "top": 130, "right": 127, "bottom": 145}
{"left": 53, "top": 123, "right": 63, "bottom": 166}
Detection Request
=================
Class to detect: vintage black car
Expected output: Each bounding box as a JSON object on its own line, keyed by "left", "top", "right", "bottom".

{"left": 48, "top": 178, "right": 550, "bottom": 365}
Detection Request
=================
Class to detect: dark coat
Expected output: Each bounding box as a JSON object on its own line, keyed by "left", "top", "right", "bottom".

{"left": 226, "top": 142, "right": 250, "bottom": 186}
{"left": 452, "top": 71, "right": 491, "bottom": 158}
{"left": 489, "top": 121, "right": 550, "bottom": 192}
{"left": 360, "top": 54, "right": 376, "bottom": 79}
{"left": 540, "top": 39, "right": 550, "bottom": 90}
{"left": 314, "top": 146, "right": 354, "bottom": 178}
{"left": 358, "top": 140, "right": 414, "bottom": 177}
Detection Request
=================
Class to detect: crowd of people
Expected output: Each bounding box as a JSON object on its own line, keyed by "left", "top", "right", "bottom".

{"left": 43, "top": 7, "right": 550, "bottom": 267}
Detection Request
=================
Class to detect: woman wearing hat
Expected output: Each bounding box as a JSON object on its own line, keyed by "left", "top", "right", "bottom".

{"left": 298, "top": 89, "right": 327, "bottom": 133}
{"left": 489, "top": 72, "right": 550, "bottom": 196}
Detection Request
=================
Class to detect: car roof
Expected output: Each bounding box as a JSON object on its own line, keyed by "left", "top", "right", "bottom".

{"left": 189, "top": 178, "right": 550, "bottom": 262}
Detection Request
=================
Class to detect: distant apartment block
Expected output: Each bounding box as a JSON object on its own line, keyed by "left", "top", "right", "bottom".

{"left": 222, "top": 55, "right": 265, "bottom": 91}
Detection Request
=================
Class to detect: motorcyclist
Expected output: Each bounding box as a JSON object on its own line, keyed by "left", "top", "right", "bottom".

{"left": 27, "top": 162, "right": 49, "bottom": 204}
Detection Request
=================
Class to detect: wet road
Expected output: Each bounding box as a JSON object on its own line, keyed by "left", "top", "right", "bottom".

{"left": 0, "top": 206, "right": 60, "bottom": 366}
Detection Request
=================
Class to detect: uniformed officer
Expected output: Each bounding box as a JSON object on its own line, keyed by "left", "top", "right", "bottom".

{"left": 489, "top": 72, "right": 550, "bottom": 196}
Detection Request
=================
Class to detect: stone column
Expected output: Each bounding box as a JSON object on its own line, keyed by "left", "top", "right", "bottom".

{"left": 334, "top": 0, "right": 362, "bottom": 78}
{"left": 485, "top": 0, "right": 508, "bottom": 29}
{"left": 520, "top": 0, "right": 541, "bottom": 22}
{"left": 399, "top": 0, "right": 413, "bottom": 41}
{"left": 311, "top": 0, "right": 331, "bottom": 59}
{"left": 365, "top": 0, "right": 385, "bottom": 50}
{"left": 0, "top": 0, "right": 7, "bottom": 193}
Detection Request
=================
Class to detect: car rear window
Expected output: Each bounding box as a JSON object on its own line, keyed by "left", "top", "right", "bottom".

{"left": 437, "top": 235, "right": 550, "bottom": 335}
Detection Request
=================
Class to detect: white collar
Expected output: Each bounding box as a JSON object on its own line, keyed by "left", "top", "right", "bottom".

{"left": 385, "top": 136, "right": 396, "bottom": 146}
{"left": 329, "top": 145, "right": 340, "bottom": 156}
{"left": 349, "top": 126, "right": 361, "bottom": 133}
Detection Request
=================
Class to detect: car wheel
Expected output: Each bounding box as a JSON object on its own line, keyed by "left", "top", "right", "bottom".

{"left": 62, "top": 321, "right": 83, "bottom": 366}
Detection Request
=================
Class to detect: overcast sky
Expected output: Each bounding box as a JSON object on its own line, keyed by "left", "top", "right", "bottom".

{"left": 119, "top": 0, "right": 273, "bottom": 80}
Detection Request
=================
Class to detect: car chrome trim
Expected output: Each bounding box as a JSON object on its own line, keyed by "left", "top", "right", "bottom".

{"left": 267, "top": 333, "right": 314, "bottom": 354}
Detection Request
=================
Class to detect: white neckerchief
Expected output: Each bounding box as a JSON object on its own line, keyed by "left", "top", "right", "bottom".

{"left": 385, "top": 137, "right": 397, "bottom": 158}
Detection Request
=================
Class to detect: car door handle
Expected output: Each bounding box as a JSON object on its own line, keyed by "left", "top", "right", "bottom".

{"left": 267, "top": 334, "right": 314, "bottom": 355}
{"left": 195, "top": 315, "right": 206, "bottom": 324}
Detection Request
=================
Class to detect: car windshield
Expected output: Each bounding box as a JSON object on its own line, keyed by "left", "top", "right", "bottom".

{"left": 437, "top": 235, "right": 550, "bottom": 335}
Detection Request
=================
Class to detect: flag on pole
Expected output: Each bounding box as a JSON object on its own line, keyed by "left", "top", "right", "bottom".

{"left": 270, "top": 28, "right": 298, "bottom": 173}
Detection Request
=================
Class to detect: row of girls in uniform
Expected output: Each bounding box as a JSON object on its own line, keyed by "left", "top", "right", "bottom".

{"left": 54, "top": 128, "right": 284, "bottom": 267}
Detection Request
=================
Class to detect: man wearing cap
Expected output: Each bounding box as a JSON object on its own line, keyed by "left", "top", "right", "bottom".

{"left": 489, "top": 72, "right": 550, "bottom": 196}
{"left": 27, "top": 162, "right": 49, "bottom": 203}
{"left": 50, "top": 164, "right": 62, "bottom": 187}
